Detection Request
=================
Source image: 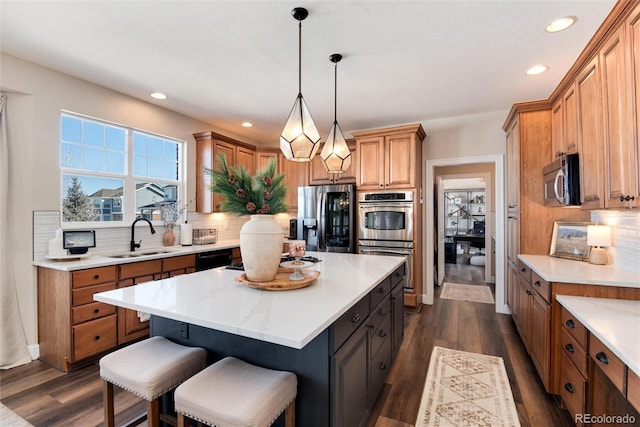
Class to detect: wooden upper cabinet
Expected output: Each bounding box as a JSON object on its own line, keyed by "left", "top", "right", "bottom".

{"left": 551, "top": 86, "right": 578, "bottom": 161}
{"left": 352, "top": 124, "right": 425, "bottom": 191}
{"left": 576, "top": 57, "right": 605, "bottom": 210}
{"left": 194, "top": 131, "right": 256, "bottom": 213}
{"left": 278, "top": 153, "right": 309, "bottom": 213}
{"left": 551, "top": 99, "right": 564, "bottom": 161}
{"left": 309, "top": 140, "right": 357, "bottom": 185}
{"left": 256, "top": 147, "right": 279, "bottom": 171}
{"left": 627, "top": 2, "right": 640, "bottom": 207}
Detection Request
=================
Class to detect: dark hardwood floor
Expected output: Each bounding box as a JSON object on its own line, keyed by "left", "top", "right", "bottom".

{"left": 1, "top": 259, "right": 573, "bottom": 426}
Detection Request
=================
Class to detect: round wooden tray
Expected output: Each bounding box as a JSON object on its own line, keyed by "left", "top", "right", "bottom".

{"left": 235, "top": 267, "right": 320, "bottom": 291}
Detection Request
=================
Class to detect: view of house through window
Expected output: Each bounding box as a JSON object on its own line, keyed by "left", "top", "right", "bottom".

{"left": 60, "top": 113, "right": 183, "bottom": 224}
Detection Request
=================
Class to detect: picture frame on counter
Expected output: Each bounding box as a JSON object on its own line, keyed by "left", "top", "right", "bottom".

{"left": 550, "top": 221, "right": 595, "bottom": 261}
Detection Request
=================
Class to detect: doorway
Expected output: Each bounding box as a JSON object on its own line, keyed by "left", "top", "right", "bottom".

{"left": 424, "top": 154, "right": 507, "bottom": 314}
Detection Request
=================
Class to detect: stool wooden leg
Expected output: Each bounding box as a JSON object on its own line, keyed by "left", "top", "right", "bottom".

{"left": 177, "top": 413, "right": 187, "bottom": 427}
{"left": 147, "top": 398, "right": 160, "bottom": 427}
{"left": 284, "top": 400, "right": 295, "bottom": 427}
{"left": 103, "top": 380, "right": 114, "bottom": 427}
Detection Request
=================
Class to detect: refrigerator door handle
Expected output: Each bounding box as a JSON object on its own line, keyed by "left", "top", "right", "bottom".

{"left": 318, "top": 190, "right": 325, "bottom": 251}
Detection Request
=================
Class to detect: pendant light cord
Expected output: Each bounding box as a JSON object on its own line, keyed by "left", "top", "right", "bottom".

{"left": 334, "top": 62, "right": 338, "bottom": 123}
{"left": 298, "top": 21, "right": 302, "bottom": 95}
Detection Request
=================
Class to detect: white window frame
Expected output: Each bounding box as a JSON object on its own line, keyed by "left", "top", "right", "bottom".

{"left": 60, "top": 111, "right": 186, "bottom": 228}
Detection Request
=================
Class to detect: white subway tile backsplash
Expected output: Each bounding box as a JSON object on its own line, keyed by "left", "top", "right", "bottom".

{"left": 591, "top": 210, "right": 640, "bottom": 274}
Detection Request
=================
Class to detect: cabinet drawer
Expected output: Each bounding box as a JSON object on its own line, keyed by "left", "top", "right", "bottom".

{"left": 561, "top": 307, "right": 588, "bottom": 348}
{"left": 72, "top": 314, "right": 117, "bottom": 361}
{"left": 331, "top": 297, "right": 370, "bottom": 353}
{"left": 590, "top": 335, "right": 626, "bottom": 394}
{"left": 370, "top": 298, "right": 391, "bottom": 331}
{"left": 72, "top": 266, "right": 117, "bottom": 288}
{"left": 390, "top": 264, "right": 405, "bottom": 289}
{"left": 517, "top": 260, "right": 531, "bottom": 283}
{"left": 370, "top": 337, "right": 391, "bottom": 406}
{"left": 560, "top": 351, "right": 587, "bottom": 421}
{"left": 72, "top": 282, "right": 116, "bottom": 306}
{"left": 162, "top": 255, "right": 196, "bottom": 272}
{"left": 370, "top": 277, "right": 391, "bottom": 309}
{"left": 628, "top": 369, "right": 640, "bottom": 412}
{"left": 119, "top": 260, "right": 162, "bottom": 280}
{"left": 561, "top": 327, "right": 588, "bottom": 377}
{"left": 72, "top": 302, "right": 116, "bottom": 325}
{"left": 371, "top": 314, "right": 391, "bottom": 359}
{"left": 530, "top": 271, "right": 550, "bottom": 303}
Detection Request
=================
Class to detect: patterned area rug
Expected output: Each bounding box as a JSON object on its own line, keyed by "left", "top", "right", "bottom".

{"left": 440, "top": 282, "right": 494, "bottom": 304}
{"left": 415, "top": 346, "right": 520, "bottom": 427}
{"left": 0, "top": 402, "right": 33, "bottom": 427}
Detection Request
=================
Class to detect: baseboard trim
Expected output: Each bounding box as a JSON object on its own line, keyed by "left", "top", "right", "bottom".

{"left": 28, "top": 344, "right": 39, "bottom": 360}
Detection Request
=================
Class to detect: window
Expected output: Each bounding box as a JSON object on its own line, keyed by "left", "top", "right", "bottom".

{"left": 60, "top": 113, "right": 184, "bottom": 225}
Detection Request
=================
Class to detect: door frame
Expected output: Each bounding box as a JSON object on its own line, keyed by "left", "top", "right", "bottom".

{"left": 424, "top": 154, "right": 507, "bottom": 314}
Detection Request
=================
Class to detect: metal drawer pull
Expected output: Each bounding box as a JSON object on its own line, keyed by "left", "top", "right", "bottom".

{"left": 565, "top": 319, "right": 575, "bottom": 328}
{"left": 351, "top": 313, "right": 360, "bottom": 323}
{"left": 378, "top": 330, "right": 387, "bottom": 338}
{"left": 595, "top": 352, "right": 608, "bottom": 365}
{"left": 564, "top": 383, "right": 574, "bottom": 393}
{"left": 565, "top": 343, "right": 574, "bottom": 353}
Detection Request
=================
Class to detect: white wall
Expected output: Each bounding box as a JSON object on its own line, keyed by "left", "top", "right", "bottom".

{"left": 0, "top": 53, "right": 244, "bottom": 348}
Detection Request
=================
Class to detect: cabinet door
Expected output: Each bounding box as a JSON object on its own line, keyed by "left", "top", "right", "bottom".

{"left": 515, "top": 278, "right": 530, "bottom": 351}
{"left": 385, "top": 133, "right": 415, "bottom": 189}
{"left": 601, "top": 27, "right": 631, "bottom": 209}
{"left": 625, "top": 3, "right": 640, "bottom": 207}
{"left": 507, "top": 263, "right": 518, "bottom": 317}
{"left": 331, "top": 324, "right": 369, "bottom": 427}
{"left": 213, "top": 140, "right": 236, "bottom": 212}
{"left": 278, "top": 154, "right": 308, "bottom": 213}
{"left": 530, "top": 291, "right": 551, "bottom": 391}
{"left": 564, "top": 86, "right": 578, "bottom": 155}
{"left": 195, "top": 134, "right": 214, "bottom": 213}
{"left": 236, "top": 145, "right": 256, "bottom": 176}
{"left": 576, "top": 57, "right": 605, "bottom": 209}
{"left": 551, "top": 99, "right": 564, "bottom": 160}
{"left": 390, "top": 282, "right": 404, "bottom": 360}
{"left": 505, "top": 120, "right": 520, "bottom": 208}
{"left": 356, "top": 136, "right": 385, "bottom": 190}
{"left": 256, "top": 149, "right": 279, "bottom": 171}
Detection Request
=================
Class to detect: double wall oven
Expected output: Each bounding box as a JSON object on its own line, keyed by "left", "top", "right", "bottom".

{"left": 358, "top": 191, "right": 414, "bottom": 291}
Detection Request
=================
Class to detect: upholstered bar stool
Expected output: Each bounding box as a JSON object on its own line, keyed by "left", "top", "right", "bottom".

{"left": 100, "top": 336, "right": 207, "bottom": 427}
{"left": 175, "top": 356, "right": 297, "bottom": 427}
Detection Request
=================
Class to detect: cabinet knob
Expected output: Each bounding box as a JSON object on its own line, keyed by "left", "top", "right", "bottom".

{"left": 379, "top": 309, "right": 387, "bottom": 316}
{"left": 564, "top": 383, "right": 574, "bottom": 394}
{"left": 620, "top": 195, "right": 636, "bottom": 202}
{"left": 520, "top": 268, "right": 526, "bottom": 273}
{"left": 565, "top": 319, "right": 575, "bottom": 328}
{"left": 94, "top": 308, "right": 100, "bottom": 314}
{"left": 565, "top": 343, "right": 574, "bottom": 353}
{"left": 595, "top": 351, "right": 609, "bottom": 365}
{"left": 94, "top": 335, "right": 101, "bottom": 341}
{"left": 378, "top": 330, "right": 387, "bottom": 338}
{"left": 534, "top": 281, "right": 541, "bottom": 287}
{"left": 378, "top": 287, "right": 385, "bottom": 294}
{"left": 379, "top": 362, "right": 387, "bottom": 371}
{"left": 379, "top": 184, "right": 384, "bottom": 188}
{"left": 94, "top": 274, "right": 100, "bottom": 280}
{"left": 351, "top": 313, "right": 361, "bottom": 323}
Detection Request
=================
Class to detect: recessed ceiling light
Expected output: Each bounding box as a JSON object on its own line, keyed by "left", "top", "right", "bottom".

{"left": 545, "top": 16, "right": 577, "bottom": 33}
{"left": 150, "top": 92, "right": 167, "bottom": 100}
{"left": 526, "top": 65, "right": 549, "bottom": 75}
{"left": 241, "top": 122, "right": 253, "bottom": 128}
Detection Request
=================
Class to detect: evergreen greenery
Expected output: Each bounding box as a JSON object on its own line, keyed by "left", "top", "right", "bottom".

{"left": 207, "top": 154, "right": 287, "bottom": 215}
{"left": 62, "top": 176, "right": 95, "bottom": 221}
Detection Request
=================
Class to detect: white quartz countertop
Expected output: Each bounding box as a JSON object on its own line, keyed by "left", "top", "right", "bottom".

{"left": 94, "top": 252, "right": 404, "bottom": 349}
{"left": 556, "top": 295, "right": 640, "bottom": 376}
{"left": 518, "top": 255, "right": 639, "bottom": 287}
{"left": 33, "top": 240, "right": 241, "bottom": 271}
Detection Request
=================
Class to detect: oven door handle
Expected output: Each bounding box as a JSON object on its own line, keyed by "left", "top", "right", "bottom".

{"left": 360, "top": 247, "right": 412, "bottom": 256}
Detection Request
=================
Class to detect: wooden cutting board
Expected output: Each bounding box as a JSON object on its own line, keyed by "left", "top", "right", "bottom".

{"left": 235, "top": 267, "right": 320, "bottom": 291}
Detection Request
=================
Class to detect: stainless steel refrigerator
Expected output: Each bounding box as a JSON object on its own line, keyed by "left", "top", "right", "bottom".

{"left": 296, "top": 184, "right": 356, "bottom": 253}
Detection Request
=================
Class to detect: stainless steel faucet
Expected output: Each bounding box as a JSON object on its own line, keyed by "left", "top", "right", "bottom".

{"left": 130, "top": 216, "right": 156, "bottom": 251}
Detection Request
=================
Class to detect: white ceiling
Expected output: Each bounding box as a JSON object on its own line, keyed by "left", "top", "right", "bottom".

{"left": 1, "top": 1, "right": 616, "bottom": 145}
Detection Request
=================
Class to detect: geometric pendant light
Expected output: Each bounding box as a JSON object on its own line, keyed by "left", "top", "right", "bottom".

{"left": 321, "top": 53, "right": 352, "bottom": 174}
{"left": 280, "top": 7, "right": 321, "bottom": 162}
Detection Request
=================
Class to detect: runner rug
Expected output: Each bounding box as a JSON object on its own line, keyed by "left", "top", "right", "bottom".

{"left": 415, "top": 346, "right": 520, "bottom": 427}
{"left": 440, "top": 282, "right": 494, "bottom": 304}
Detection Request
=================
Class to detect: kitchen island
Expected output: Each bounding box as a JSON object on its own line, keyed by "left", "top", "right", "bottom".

{"left": 94, "top": 252, "right": 406, "bottom": 427}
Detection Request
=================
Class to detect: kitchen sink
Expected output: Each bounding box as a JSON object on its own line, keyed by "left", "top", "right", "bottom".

{"left": 105, "top": 250, "right": 174, "bottom": 259}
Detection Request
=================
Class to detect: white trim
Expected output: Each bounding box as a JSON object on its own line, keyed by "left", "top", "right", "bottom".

{"left": 424, "top": 154, "right": 508, "bottom": 314}
{"left": 28, "top": 344, "right": 39, "bottom": 360}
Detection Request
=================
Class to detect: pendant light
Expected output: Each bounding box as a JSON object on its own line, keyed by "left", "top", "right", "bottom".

{"left": 321, "top": 53, "right": 352, "bottom": 174}
{"left": 280, "top": 7, "right": 321, "bottom": 162}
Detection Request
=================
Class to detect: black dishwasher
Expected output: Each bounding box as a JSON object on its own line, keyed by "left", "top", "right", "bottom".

{"left": 195, "top": 249, "right": 232, "bottom": 271}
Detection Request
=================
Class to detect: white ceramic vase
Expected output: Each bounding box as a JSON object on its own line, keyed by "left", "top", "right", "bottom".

{"left": 240, "top": 214, "right": 284, "bottom": 282}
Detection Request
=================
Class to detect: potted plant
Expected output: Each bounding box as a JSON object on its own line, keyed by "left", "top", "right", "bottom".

{"left": 207, "top": 154, "right": 288, "bottom": 282}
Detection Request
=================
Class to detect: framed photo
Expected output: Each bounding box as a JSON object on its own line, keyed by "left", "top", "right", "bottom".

{"left": 550, "top": 221, "right": 595, "bottom": 261}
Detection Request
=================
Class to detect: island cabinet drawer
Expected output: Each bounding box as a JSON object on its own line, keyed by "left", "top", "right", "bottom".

{"left": 561, "top": 307, "right": 588, "bottom": 348}
{"left": 517, "top": 260, "right": 531, "bottom": 283}
{"left": 370, "top": 337, "right": 391, "bottom": 406}
{"left": 530, "top": 271, "right": 550, "bottom": 303}
{"left": 72, "top": 266, "right": 117, "bottom": 288}
{"left": 390, "top": 264, "right": 405, "bottom": 289}
{"left": 370, "top": 314, "right": 391, "bottom": 359}
{"left": 370, "top": 298, "right": 391, "bottom": 331}
{"left": 72, "top": 314, "right": 117, "bottom": 361}
{"left": 590, "top": 335, "right": 626, "bottom": 394}
{"left": 628, "top": 369, "right": 640, "bottom": 412}
{"left": 560, "top": 351, "right": 587, "bottom": 425}
{"left": 561, "top": 327, "right": 588, "bottom": 377}
{"left": 330, "top": 297, "right": 370, "bottom": 353}
{"left": 72, "top": 302, "right": 116, "bottom": 325}
{"left": 370, "top": 277, "right": 391, "bottom": 309}
{"left": 72, "top": 282, "right": 116, "bottom": 306}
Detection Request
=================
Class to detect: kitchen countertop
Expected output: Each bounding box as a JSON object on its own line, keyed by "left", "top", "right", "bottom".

{"left": 518, "top": 254, "right": 639, "bottom": 287}
{"left": 32, "top": 239, "right": 241, "bottom": 271}
{"left": 556, "top": 295, "right": 640, "bottom": 376}
{"left": 94, "top": 251, "right": 404, "bottom": 349}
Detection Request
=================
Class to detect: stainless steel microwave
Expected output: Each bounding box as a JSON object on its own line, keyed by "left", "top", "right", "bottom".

{"left": 542, "top": 153, "right": 581, "bottom": 206}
